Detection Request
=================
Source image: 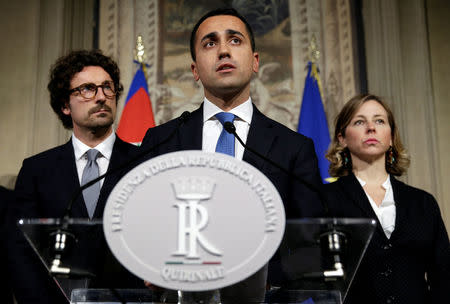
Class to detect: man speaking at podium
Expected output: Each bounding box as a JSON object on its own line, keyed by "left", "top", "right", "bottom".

{"left": 10, "top": 50, "right": 140, "bottom": 303}
{"left": 141, "top": 7, "right": 324, "bottom": 301}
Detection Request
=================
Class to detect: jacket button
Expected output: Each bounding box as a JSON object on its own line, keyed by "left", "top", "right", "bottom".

{"left": 386, "top": 295, "right": 395, "bottom": 303}
{"left": 381, "top": 268, "right": 392, "bottom": 277}
{"left": 382, "top": 243, "right": 392, "bottom": 250}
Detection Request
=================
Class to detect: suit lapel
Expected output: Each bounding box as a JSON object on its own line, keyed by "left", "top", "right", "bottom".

{"left": 178, "top": 105, "right": 203, "bottom": 150}
{"left": 94, "top": 136, "right": 136, "bottom": 218}
{"left": 243, "top": 105, "right": 277, "bottom": 171}
{"left": 58, "top": 140, "right": 90, "bottom": 218}
{"left": 389, "top": 177, "right": 405, "bottom": 241}
{"left": 338, "top": 174, "right": 387, "bottom": 237}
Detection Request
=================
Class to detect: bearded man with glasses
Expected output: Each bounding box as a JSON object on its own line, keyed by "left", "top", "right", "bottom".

{"left": 9, "top": 50, "right": 143, "bottom": 303}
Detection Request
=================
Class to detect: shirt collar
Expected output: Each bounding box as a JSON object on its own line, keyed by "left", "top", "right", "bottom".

{"left": 203, "top": 97, "right": 253, "bottom": 124}
{"left": 72, "top": 131, "right": 116, "bottom": 161}
{"left": 356, "top": 175, "right": 391, "bottom": 190}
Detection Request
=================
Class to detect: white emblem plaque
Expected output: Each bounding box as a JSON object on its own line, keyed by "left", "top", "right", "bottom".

{"left": 103, "top": 151, "right": 286, "bottom": 291}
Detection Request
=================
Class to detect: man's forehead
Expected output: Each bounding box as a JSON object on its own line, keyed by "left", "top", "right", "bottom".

{"left": 71, "top": 66, "right": 112, "bottom": 85}
{"left": 196, "top": 15, "right": 249, "bottom": 41}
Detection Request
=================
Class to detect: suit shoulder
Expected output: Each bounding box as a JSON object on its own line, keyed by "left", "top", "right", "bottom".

{"left": 142, "top": 116, "right": 180, "bottom": 145}
{"left": 114, "top": 136, "right": 140, "bottom": 153}
{"left": 22, "top": 143, "right": 69, "bottom": 165}
{"left": 393, "top": 178, "right": 436, "bottom": 202}
{"left": 260, "top": 114, "right": 312, "bottom": 146}
{"left": 322, "top": 175, "right": 349, "bottom": 192}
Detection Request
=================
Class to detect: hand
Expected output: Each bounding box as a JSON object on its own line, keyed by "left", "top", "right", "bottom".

{"left": 144, "top": 280, "right": 164, "bottom": 291}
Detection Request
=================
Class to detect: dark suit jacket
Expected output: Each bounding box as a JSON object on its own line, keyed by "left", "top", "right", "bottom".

{"left": 9, "top": 136, "right": 142, "bottom": 303}
{"left": 141, "top": 104, "right": 323, "bottom": 218}
{"left": 324, "top": 174, "right": 450, "bottom": 304}
{"left": 140, "top": 104, "right": 324, "bottom": 301}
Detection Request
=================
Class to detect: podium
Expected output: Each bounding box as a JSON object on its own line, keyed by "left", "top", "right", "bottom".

{"left": 267, "top": 218, "right": 376, "bottom": 303}
{"left": 18, "top": 217, "right": 375, "bottom": 303}
{"left": 17, "top": 151, "right": 375, "bottom": 303}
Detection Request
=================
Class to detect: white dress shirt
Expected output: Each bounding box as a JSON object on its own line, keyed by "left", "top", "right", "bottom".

{"left": 202, "top": 97, "right": 253, "bottom": 160}
{"left": 356, "top": 175, "right": 396, "bottom": 239}
{"left": 72, "top": 132, "right": 115, "bottom": 187}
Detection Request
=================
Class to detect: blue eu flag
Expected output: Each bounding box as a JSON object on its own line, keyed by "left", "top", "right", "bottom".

{"left": 298, "top": 62, "right": 331, "bottom": 183}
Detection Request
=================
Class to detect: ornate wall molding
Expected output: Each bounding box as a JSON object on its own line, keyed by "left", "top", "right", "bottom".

{"left": 289, "top": 0, "right": 359, "bottom": 134}
{"left": 321, "top": 0, "right": 359, "bottom": 135}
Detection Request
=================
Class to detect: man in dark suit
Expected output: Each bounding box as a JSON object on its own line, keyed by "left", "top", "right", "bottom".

{"left": 140, "top": 8, "right": 323, "bottom": 301}
{"left": 10, "top": 50, "right": 142, "bottom": 303}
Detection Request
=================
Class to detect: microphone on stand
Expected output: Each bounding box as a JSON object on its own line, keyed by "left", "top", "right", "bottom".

{"left": 223, "top": 121, "right": 345, "bottom": 280}
{"left": 49, "top": 111, "right": 192, "bottom": 278}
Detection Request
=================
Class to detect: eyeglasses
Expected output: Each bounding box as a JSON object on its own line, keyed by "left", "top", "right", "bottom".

{"left": 69, "top": 81, "right": 117, "bottom": 99}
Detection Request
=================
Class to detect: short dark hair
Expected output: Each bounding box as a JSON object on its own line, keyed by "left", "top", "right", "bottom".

{"left": 48, "top": 49, "right": 123, "bottom": 129}
{"left": 189, "top": 7, "right": 256, "bottom": 62}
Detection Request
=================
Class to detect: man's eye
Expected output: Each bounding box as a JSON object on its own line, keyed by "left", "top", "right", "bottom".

{"left": 230, "top": 38, "right": 241, "bottom": 44}
{"left": 103, "top": 82, "right": 113, "bottom": 90}
{"left": 205, "top": 41, "right": 215, "bottom": 47}
{"left": 80, "top": 84, "right": 96, "bottom": 93}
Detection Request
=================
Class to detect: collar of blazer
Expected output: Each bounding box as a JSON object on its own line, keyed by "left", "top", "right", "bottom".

{"left": 337, "top": 173, "right": 401, "bottom": 240}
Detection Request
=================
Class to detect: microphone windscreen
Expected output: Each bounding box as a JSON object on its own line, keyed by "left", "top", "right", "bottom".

{"left": 179, "top": 111, "right": 191, "bottom": 123}
{"left": 224, "top": 121, "right": 236, "bottom": 134}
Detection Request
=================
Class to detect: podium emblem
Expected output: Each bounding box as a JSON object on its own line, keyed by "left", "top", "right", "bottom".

{"left": 171, "top": 176, "right": 222, "bottom": 259}
{"left": 104, "top": 151, "right": 285, "bottom": 291}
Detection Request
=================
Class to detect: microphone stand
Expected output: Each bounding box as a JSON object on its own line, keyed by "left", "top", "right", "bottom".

{"left": 223, "top": 122, "right": 345, "bottom": 280}
{"left": 46, "top": 111, "right": 191, "bottom": 303}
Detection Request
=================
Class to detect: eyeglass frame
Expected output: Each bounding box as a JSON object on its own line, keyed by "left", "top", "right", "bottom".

{"left": 69, "top": 81, "right": 119, "bottom": 99}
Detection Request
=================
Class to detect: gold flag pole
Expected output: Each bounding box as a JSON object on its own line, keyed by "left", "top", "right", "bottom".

{"left": 134, "top": 35, "right": 148, "bottom": 78}
{"left": 308, "top": 34, "right": 324, "bottom": 100}
{"left": 309, "top": 34, "right": 320, "bottom": 64}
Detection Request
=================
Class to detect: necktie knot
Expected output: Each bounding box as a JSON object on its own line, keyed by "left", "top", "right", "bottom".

{"left": 215, "top": 112, "right": 235, "bottom": 157}
{"left": 215, "top": 112, "right": 235, "bottom": 125}
{"left": 86, "top": 149, "right": 100, "bottom": 162}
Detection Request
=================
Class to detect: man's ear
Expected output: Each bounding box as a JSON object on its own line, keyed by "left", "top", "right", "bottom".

{"left": 191, "top": 62, "right": 200, "bottom": 81}
{"left": 252, "top": 52, "right": 259, "bottom": 73}
{"left": 61, "top": 102, "right": 71, "bottom": 115}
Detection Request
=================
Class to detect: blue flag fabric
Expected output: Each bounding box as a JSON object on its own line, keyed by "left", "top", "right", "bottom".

{"left": 300, "top": 298, "right": 315, "bottom": 304}
{"left": 298, "top": 62, "right": 331, "bottom": 183}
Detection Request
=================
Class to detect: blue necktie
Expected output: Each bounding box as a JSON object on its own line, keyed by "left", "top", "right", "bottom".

{"left": 81, "top": 149, "right": 101, "bottom": 218}
{"left": 215, "top": 112, "right": 235, "bottom": 157}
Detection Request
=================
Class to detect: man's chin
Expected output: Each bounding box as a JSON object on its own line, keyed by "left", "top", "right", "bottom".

{"left": 88, "top": 118, "right": 114, "bottom": 130}
{"left": 211, "top": 83, "right": 246, "bottom": 96}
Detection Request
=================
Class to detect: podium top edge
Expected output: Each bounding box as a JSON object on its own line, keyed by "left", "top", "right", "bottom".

{"left": 17, "top": 218, "right": 102, "bottom": 225}
{"left": 286, "top": 217, "right": 377, "bottom": 226}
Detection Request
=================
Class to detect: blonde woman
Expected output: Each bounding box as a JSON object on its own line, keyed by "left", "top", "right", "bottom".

{"left": 324, "top": 94, "right": 449, "bottom": 304}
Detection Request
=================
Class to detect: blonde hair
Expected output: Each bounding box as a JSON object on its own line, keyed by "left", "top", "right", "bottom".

{"left": 326, "top": 94, "right": 410, "bottom": 177}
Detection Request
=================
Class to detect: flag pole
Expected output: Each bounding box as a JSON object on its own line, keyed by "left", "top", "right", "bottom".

{"left": 135, "top": 35, "right": 148, "bottom": 79}
{"left": 308, "top": 34, "right": 324, "bottom": 101}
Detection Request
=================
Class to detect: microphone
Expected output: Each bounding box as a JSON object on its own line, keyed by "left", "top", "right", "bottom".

{"left": 223, "top": 121, "right": 345, "bottom": 280}
{"left": 223, "top": 122, "right": 328, "bottom": 212}
{"left": 50, "top": 111, "right": 192, "bottom": 278}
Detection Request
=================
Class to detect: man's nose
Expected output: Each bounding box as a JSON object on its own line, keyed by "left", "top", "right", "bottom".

{"left": 95, "top": 87, "right": 107, "bottom": 103}
{"left": 218, "top": 42, "right": 231, "bottom": 60}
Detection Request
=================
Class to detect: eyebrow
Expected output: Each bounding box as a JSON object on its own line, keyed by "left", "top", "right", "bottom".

{"left": 353, "top": 114, "right": 386, "bottom": 119}
{"left": 200, "top": 29, "right": 245, "bottom": 43}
